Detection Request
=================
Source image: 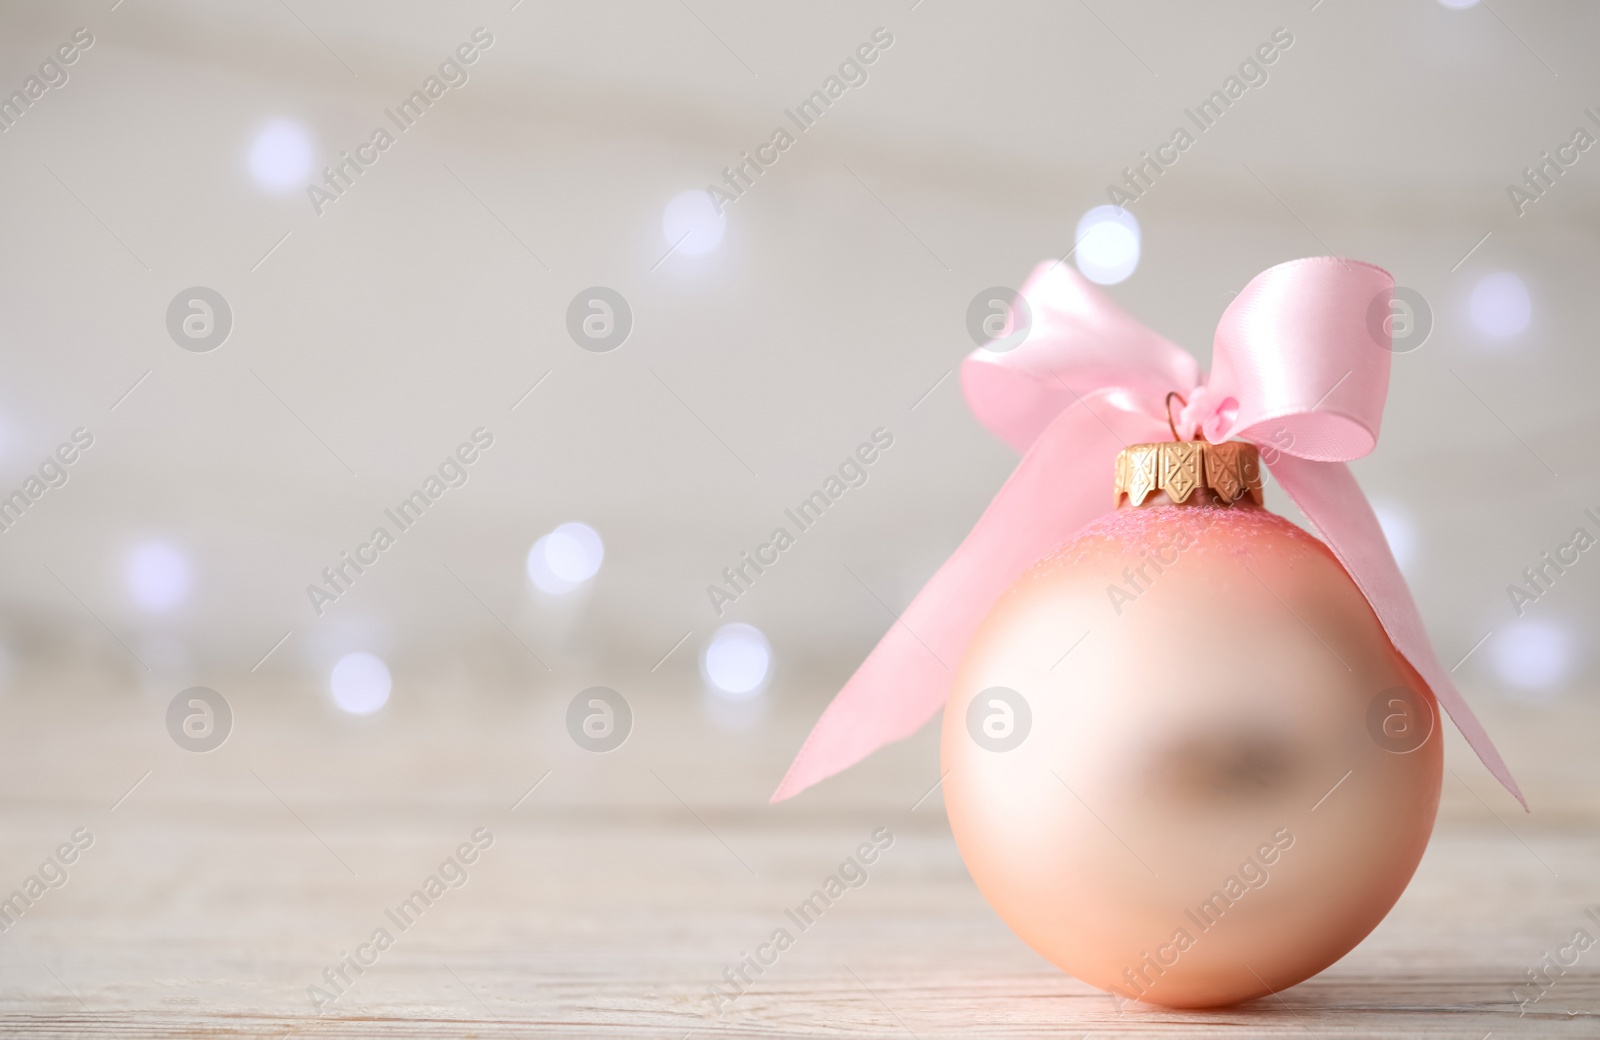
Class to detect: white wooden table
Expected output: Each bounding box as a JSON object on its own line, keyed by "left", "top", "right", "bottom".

{"left": 0, "top": 670, "right": 1594, "bottom": 1037}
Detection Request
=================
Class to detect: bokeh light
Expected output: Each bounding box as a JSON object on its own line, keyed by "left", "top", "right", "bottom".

{"left": 126, "top": 539, "right": 193, "bottom": 613}
{"left": 662, "top": 189, "right": 726, "bottom": 256}
{"left": 527, "top": 522, "right": 604, "bottom": 594}
{"left": 329, "top": 651, "right": 391, "bottom": 715}
{"left": 1074, "top": 205, "right": 1140, "bottom": 285}
{"left": 1488, "top": 618, "right": 1573, "bottom": 698}
{"left": 1469, "top": 271, "right": 1530, "bottom": 340}
{"left": 248, "top": 119, "right": 315, "bottom": 192}
{"left": 701, "top": 623, "right": 771, "bottom": 700}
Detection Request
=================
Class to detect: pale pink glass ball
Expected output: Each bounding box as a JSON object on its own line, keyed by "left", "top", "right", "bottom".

{"left": 941, "top": 500, "right": 1441, "bottom": 1008}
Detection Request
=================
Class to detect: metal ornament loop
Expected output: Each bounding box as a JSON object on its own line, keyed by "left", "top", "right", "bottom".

{"left": 1164, "top": 391, "right": 1192, "bottom": 442}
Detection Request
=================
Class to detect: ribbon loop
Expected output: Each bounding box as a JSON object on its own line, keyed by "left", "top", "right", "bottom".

{"left": 773, "top": 256, "right": 1523, "bottom": 808}
{"left": 1205, "top": 257, "right": 1393, "bottom": 459}
{"left": 961, "top": 261, "right": 1200, "bottom": 455}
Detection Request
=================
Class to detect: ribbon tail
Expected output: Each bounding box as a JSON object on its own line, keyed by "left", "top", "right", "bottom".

{"left": 1268, "top": 455, "right": 1527, "bottom": 809}
{"left": 771, "top": 394, "right": 1169, "bottom": 801}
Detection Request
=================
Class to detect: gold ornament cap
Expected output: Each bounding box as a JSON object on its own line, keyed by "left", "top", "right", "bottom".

{"left": 1114, "top": 440, "right": 1264, "bottom": 508}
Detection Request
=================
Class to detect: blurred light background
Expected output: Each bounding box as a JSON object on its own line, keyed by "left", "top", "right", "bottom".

{"left": 2, "top": 3, "right": 1599, "bottom": 1031}
{"left": 0, "top": 0, "right": 1594, "bottom": 748}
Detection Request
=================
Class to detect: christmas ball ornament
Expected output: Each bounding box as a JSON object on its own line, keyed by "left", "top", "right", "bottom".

{"left": 942, "top": 438, "right": 1441, "bottom": 1007}
{"left": 773, "top": 257, "right": 1524, "bottom": 1008}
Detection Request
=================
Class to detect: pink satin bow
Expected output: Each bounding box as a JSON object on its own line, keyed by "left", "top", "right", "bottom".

{"left": 773, "top": 256, "right": 1524, "bottom": 807}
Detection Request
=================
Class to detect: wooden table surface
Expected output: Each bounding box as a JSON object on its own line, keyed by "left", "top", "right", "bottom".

{"left": 0, "top": 667, "right": 1596, "bottom": 1038}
